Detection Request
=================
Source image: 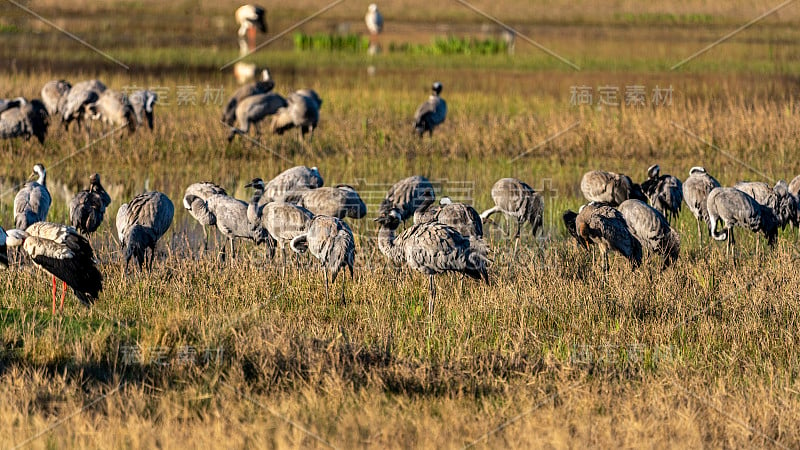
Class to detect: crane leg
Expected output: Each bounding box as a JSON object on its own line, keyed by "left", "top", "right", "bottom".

{"left": 324, "top": 270, "right": 330, "bottom": 303}
{"left": 52, "top": 276, "right": 57, "bottom": 315}
{"left": 340, "top": 275, "right": 347, "bottom": 306}
{"left": 202, "top": 227, "right": 209, "bottom": 251}
{"left": 696, "top": 218, "right": 703, "bottom": 244}
{"left": 428, "top": 274, "right": 436, "bottom": 317}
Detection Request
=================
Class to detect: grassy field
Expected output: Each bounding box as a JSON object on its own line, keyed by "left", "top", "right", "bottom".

{"left": 2, "top": 1, "right": 800, "bottom": 448}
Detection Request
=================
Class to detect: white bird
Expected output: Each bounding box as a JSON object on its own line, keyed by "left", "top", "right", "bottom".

{"left": 413, "top": 82, "right": 446, "bottom": 138}
{"left": 3, "top": 223, "right": 102, "bottom": 314}
{"left": 364, "top": 4, "right": 383, "bottom": 35}
{"left": 14, "top": 163, "right": 51, "bottom": 230}
{"left": 236, "top": 4, "right": 267, "bottom": 55}
{"left": 290, "top": 215, "right": 355, "bottom": 303}
{"left": 116, "top": 191, "right": 175, "bottom": 271}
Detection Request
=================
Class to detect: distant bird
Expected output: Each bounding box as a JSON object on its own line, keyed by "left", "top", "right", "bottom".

{"left": 40, "top": 80, "right": 71, "bottom": 116}
{"left": 69, "top": 173, "right": 112, "bottom": 235}
{"left": 572, "top": 202, "right": 642, "bottom": 272}
{"left": 183, "top": 182, "right": 228, "bottom": 250}
{"left": 222, "top": 69, "right": 275, "bottom": 127}
{"left": 413, "top": 82, "right": 446, "bottom": 138}
{"left": 0, "top": 99, "right": 49, "bottom": 145}
{"left": 735, "top": 180, "right": 797, "bottom": 230}
{"left": 706, "top": 187, "right": 778, "bottom": 257}
{"left": 235, "top": 4, "right": 267, "bottom": 55}
{"left": 414, "top": 195, "right": 483, "bottom": 239}
{"left": 640, "top": 164, "right": 683, "bottom": 224}
{"left": 618, "top": 199, "right": 680, "bottom": 267}
{"left": 14, "top": 163, "right": 51, "bottom": 230}
{"left": 682, "top": 166, "right": 721, "bottom": 243}
{"left": 129, "top": 90, "right": 158, "bottom": 131}
{"left": 580, "top": 170, "right": 646, "bottom": 206}
{"left": 3, "top": 223, "right": 102, "bottom": 314}
{"left": 271, "top": 89, "right": 323, "bottom": 141}
{"left": 364, "top": 4, "right": 383, "bottom": 35}
{"left": 87, "top": 89, "right": 136, "bottom": 134}
{"left": 228, "top": 92, "right": 287, "bottom": 142}
{"left": 116, "top": 191, "right": 175, "bottom": 271}
{"left": 480, "top": 178, "right": 543, "bottom": 248}
{"left": 375, "top": 209, "right": 489, "bottom": 317}
{"left": 284, "top": 185, "right": 367, "bottom": 219}
{"left": 290, "top": 215, "right": 355, "bottom": 302}
{"left": 62, "top": 79, "right": 106, "bottom": 131}
{"left": 260, "top": 165, "right": 324, "bottom": 204}
{"left": 378, "top": 175, "right": 435, "bottom": 222}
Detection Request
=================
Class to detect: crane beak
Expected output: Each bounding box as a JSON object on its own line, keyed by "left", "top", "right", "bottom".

{"left": 27, "top": 172, "right": 36, "bottom": 181}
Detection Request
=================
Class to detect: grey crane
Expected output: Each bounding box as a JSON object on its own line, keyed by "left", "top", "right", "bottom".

{"left": 260, "top": 165, "right": 324, "bottom": 204}
{"left": 290, "top": 215, "right": 355, "bottom": 303}
{"left": 183, "top": 192, "right": 271, "bottom": 261}
{"left": 87, "top": 89, "right": 136, "bottom": 134}
{"left": 222, "top": 69, "right": 275, "bottom": 127}
{"left": 14, "top": 163, "right": 51, "bottom": 230}
{"left": 62, "top": 79, "right": 106, "bottom": 131}
{"left": 569, "top": 202, "right": 642, "bottom": 272}
{"left": 378, "top": 175, "right": 435, "bottom": 222}
{"left": 228, "top": 92, "right": 287, "bottom": 142}
{"left": 413, "top": 82, "right": 446, "bottom": 138}
{"left": 640, "top": 164, "right": 683, "bottom": 224}
{"left": 375, "top": 209, "right": 489, "bottom": 317}
{"left": 271, "top": 89, "right": 323, "bottom": 141}
{"left": 129, "top": 90, "right": 158, "bottom": 131}
{"left": 236, "top": 4, "right": 267, "bottom": 55}
{"left": 284, "top": 185, "right": 367, "bottom": 219}
{"left": 580, "top": 170, "right": 646, "bottom": 206}
{"left": 734, "top": 180, "right": 797, "bottom": 230}
{"left": 706, "top": 187, "right": 778, "bottom": 257}
{"left": 479, "top": 178, "right": 543, "bottom": 250}
{"left": 617, "top": 199, "right": 680, "bottom": 267}
{"left": 69, "top": 173, "right": 112, "bottom": 235}
{"left": 183, "top": 182, "right": 229, "bottom": 250}
{"left": 414, "top": 195, "right": 483, "bottom": 239}
{"left": 116, "top": 191, "right": 175, "bottom": 271}
{"left": 0, "top": 99, "right": 48, "bottom": 145}
{"left": 682, "top": 166, "right": 721, "bottom": 243}
{"left": 3, "top": 222, "right": 102, "bottom": 315}
{"left": 40, "top": 80, "right": 71, "bottom": 116}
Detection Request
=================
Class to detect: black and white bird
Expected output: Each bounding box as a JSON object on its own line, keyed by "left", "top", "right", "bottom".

{"left": 3, "top": 223, "right": 102, "bottom": 314}
{"left": 378, "top": 175, "right": 435, "bottom": 222}
{"left": 682, "top": 166, "right": 721, "bottom": 243}
{"left": 284, "top": 185, "right": 367, "bottom": 220}
{"left": 128, "top": 90, "right": 158, "bottom": 131}
{"left": 69, "top": 173, "right": 112, "bottom": 235}
{"left": 271, "top": 89, "right": 322, "bottom": 141}
{"left": 235, "top": 4, "right": 267, "bottom": 55}
{"left": 290, "top": 215, "right": 355, "bottom": 303}
{"left": 14, "top": 163, "right": 51, "bottom": 230}
{"left": 617, "top": 199, "right": 680, "bottom": 267}
{"left": 706, "top": 187, "right": 778, "bottom": 257}
{"left": 640, "top": 164, "right": 683, "bottom": 224}
{"left": 580, "top": 170, "right": 646, "bottom": 206}
{"left": 116, "top": 191, "right": 175, "bottom": 271}
{"left": 413, "top": 82, "right": 446, "bottom": 138}
{"left": 414, "top": 196, "right": 483, "bottom": 239}
{"left": 570, "top": 202, "right": 642, "bottom": 272}
{"left": 375, "top": 210, "right": 489, "bottom": 317}
{"left": 480, "top": 178, "right": 543, "bottom": 248}
{"left": 0, "top": 99, "right": 49, "bottom": 145}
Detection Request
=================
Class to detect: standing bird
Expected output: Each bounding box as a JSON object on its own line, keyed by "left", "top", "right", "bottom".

{"left": 640, "top": 164, "right": 683, "bottom": 224}
{"left": 414, "top": 196, "right": 483, "bottom": 239}
{"left": 734, "top": 180, "right": 797, "bottom": 230}
{"left": 378, "top": 175, "right": 435, "bottom": 222}
{"left": 3, "top": 223, "right": 102, "bottom": 314}
{"left": 129, "top": 90, "right": 158, "bottom": 131}
{"left": 271, "top": 89, "right": 323, "bottom": 142}
{"left": 235, "top": 4, "right": 267, "bottom": 55}
{"left": 580, "top": 170, "right": 646, "bottom": 206}
{"left": 706, "top": 187, "right": 778, "bottom": 257}
{"left": 260, "top": 165, "right": 324, "bottom": 204}
{"left": 183, "top": 182, "right": 228, "bottom": 250}
{"left": 572, "top": 202, "right": 642, "bottom": 272}
{"left": 480, "top": 178, "right": 543, "bottom": 249}
{"left": 228, "top": 92, "right": 287, "bottom": 142}
{"left": 61, "top": 79, "right": 106, "bottom": 131}
{"left": 375, "top": 210, "right": 489, "bottom": 317}
{"left": 617, "top": 199, "right": 680, "bottom": 267}
{"left": 14, "top": 163, "right": 51, "bottom": 230}
{"left": 69, "top": 173, "right": 112, "bottom": 235}
{"left": 364, "top": 4, "right": 383, "bottom": 55}
{"left": 87, "top": 89, "right": 137, "bottom": 134}
{"left": 0, "top": 99, "right": 49, "bottom": 145}
{"left": 290, "top": 215, "right": 355, "bottom": 303}
{"left": 413, "top": 82, "right": 447, "bottom": 138}
{"left": 682, "top": 166, "right": 721, "bottom": 243}
{"left": 284, "top": 185, "right": 367, "bottom": 219}
{"left": 116, "top": 191, "right": 175, "bottom": 271}
{"left": 222, "top": 69, "right": 275, "bottom": 127}
{"left": 40, "top": 80, "right": 71, "bottom": 116}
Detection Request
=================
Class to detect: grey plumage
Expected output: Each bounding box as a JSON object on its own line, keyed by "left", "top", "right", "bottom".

{"left": 479, "top": 177, "right": 543, "bottom": 240}
{"left": 14, "top": 163, "right": 51, "bottom": 230}
{"left": 271, "top": 89, "right": 323, "bottom": 141}
{"left": 0, "top": 99, "right": 48, "bottom": 145}
{"left": 116, "top": 191, "right": 174, "bottom": 270}
{"left": 618, "top": 199, "right": 680, "bottom": 267}
{"left": 413, "top": 82, "right": 446, "bottom": 138}
{"left": 378, "top": 175, "right": 435, "bottom": 221}
{"left": 285, "top": 185, "right": 367, "bottom": 219}
{"left": 222, "top": 70, "right": 275, "bottom": 126}
{"left": 734, "top": 180, "right": 797, "bottom": 230}
{"left": 682, "top": 166, "right": 721, "bottom": 243}
{"left": 246, "top": 178, "right": 314, "bottom": 262}
{"left": 641, "top": 164, "right": 683, "bottom": 223}
{"left": 69, "top": 173, "right": 112, "bottom": 235}
{"left": 62, "top": 79, "right": 106, "bottom": 131}
{"left": 580, "top": 170, "right": 646, "bottom": 206}
{"left": 129, "top": 90, "right": 158, "bottom": 130}
{"left": 574, "top": 202, "right": 642, "bottom": 272}
{"left": 706, "top": 187, "right": 778, "bottom": 255}
{"left": 260, "top": 165, "right": 324, "bottom": 204}
{"left": 414, "top": 196, "right": 483, "bottom": 239}
{"left": 183, "top": 181, "right": 228, "bottom": 250}
{"left": 41, "top": 80, "right": 71, "bottom": 116}
{"left": 228, "top": 92, "right": 287, "bottom": 142}
{"left": 375, "top": 210, "right": 489, "bottom": 316}
{"left": 290, "top": 215, "right": 355, "bottom": 302}
{"left": 87, "top": 89, "right": 136, "bottom": 134}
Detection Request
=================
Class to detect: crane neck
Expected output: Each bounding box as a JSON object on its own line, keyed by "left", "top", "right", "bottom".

{"left": 376, "top": 224, "right": 404, "bottom": 265}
